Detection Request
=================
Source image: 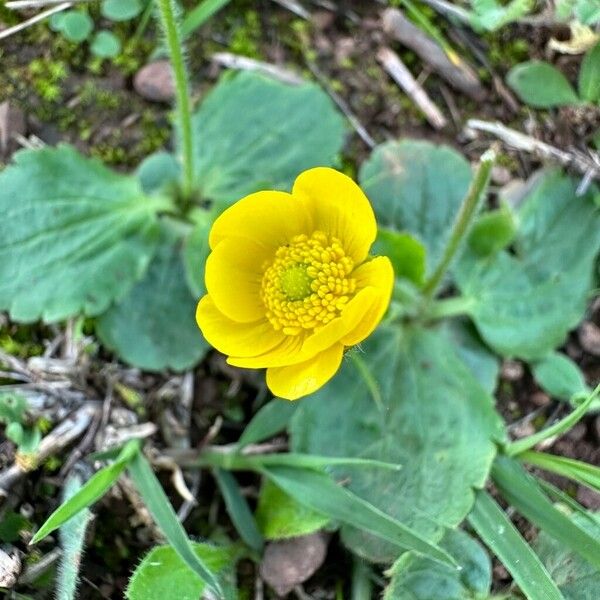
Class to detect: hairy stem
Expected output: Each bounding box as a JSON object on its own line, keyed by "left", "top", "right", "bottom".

{"left": 155, "top": 0, "right": 194, "bottom": 200}
{"left": 422, "top": 148, "right": 496, "bottom": 299}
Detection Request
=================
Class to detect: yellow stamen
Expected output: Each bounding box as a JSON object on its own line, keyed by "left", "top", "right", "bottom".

{"left": 261, "top": 231, "right": 356, "bottom": 335}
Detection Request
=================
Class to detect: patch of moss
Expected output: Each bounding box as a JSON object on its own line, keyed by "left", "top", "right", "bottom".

{"left": 228, "top": 9, "right": 262, "bottom": 59}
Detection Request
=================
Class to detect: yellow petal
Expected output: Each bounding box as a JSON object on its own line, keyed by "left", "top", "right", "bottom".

{"left": 341, "top": 256, "right": 394, "bottom": 346}
{"left": 292, "top": 167, "right": 377, "bottom": 263}
{"left": 227, "top": 334, "right": 307, "bottom": 368}
{"left": 209, "top": 190, "right": 312, "bottom": 250}
{"left": 196, "top": 295, "right": 284, "bottom": 357}
{"left": 301, "top": 287, "right": 379, "bottom": 356}
{"left": 266, "top": 343, "right": 344, "bottom": 400}
{"left": 205, "top": 237, "right": 268, "bottom": 322}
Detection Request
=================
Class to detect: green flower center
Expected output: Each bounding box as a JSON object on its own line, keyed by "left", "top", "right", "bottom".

{"left": 280, "top": 264, "right": 313, "bottom": 301}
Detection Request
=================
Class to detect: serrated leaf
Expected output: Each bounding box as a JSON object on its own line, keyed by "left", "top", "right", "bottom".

{"left": 190, "top": 71, "right": 346, "bottom": 206}
{"left": 0, "top": 145, "right": 167, "bottom": 322}
{"left": 126, "top": 543, "right": 236, "bottom": 600}
{"left": 373, "top": 230, "right": 426, "bottom": 286}
{"left": 96, "top": 222, "right": 208, "bottom": 371}
{"left": 101, "top": 0, "right": 142, "bottom": 21}
{"left": 533, "top": 511, "right": 600, "bottom": 599}
{"left": 384, "top": 528, "right": 491, "bottom": 600}
{"left": 531, "top": 352, "right": 591, "bottom": 404}
{"left": 359, "top": 140, "right": 472, "bottom": 276}
{"left": 290, "top": 325, "right": 504, "bottom": 562}
{"left": 507, "top": 61, "right": 579, "bottom": 107}
{"left": 255, "top": 479, "right": 329, "bottom": 540}
{"left": 579, "top": 41, "right": 600, "bottom": 102}
{"left": 456, "top": 170, "right": 600, "bottom": 360}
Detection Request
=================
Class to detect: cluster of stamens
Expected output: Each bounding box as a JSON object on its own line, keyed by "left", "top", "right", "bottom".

{"left": 261, "top": 231, "right": 356, "bottom": 335}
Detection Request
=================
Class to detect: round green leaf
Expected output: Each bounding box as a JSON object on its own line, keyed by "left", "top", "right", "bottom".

{"left": 126, "top": 543, "right": 235, "bottom": 600}
{"left": 60, "top": 11, "right": 93, "bottom": 42}
{"left": 290, "top": 326, "right": 504, "bottom": 562}
{"left": 0, "top": 145, "right": 167, "bottom": 322}
{"left": 507, "top": 61, "right": 579, "bottom": 108}
{"left": 101, "top": 0, "right": 142, "bottom": 22}
{"left": 384, "top": 528, "right": 492, "bottom": 599}
{"left": 359, "top": 140, "right": 472, "bottom": 276}
{"left": 456, "top": 170, "right": 600, "bottom": 360}
{"left": 49, "top": 12, "right": 66, "bottom": 32}
{"left": 136, "top": 151, "right": 181, "bottom": 195}
{"left": 96, "top": 223, "right": 208, "bottom": 371}
{"left": 468, "top": 204, "right": 516, "bottom": 257}
{"left": 531, "top": 352, "right": 590, "bottom": 404}
{"left": 90, "top": 30, "right": 121, "bottom": 58}
{"left": 579, "top": 41, "right": 600, "bottom": 103}
{"left": 190, "top": 71, "right": 347, "bottom": 206}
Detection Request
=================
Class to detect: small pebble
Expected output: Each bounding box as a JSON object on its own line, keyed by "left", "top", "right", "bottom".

{"left": 579, "top": 322, "right": 600, "bottom": 356}
{"left": 502, "top": 359, "right": 524, "bottom": 381}
{"left": 133, "top": 61, "right": 175, "bottom": 103}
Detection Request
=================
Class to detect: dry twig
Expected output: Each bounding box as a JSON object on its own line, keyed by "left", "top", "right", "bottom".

{"left": 211, "top": 53, "right": 304, "bottom": 86}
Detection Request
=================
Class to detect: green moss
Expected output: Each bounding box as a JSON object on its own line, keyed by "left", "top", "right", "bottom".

{"left": 228, "top": 9, "right": 262, "bottom": 58}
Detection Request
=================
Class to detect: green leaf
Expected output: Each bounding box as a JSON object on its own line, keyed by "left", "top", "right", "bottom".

{"left": 96, "top": 223, "right": 208, "bottom": 371}
{"left": 126, "top": 543, "right": 236, "bottom": 600}
{"left": 182, "top": 0, "right": 232, "bottom": 38}
{"left": 255, "top": 479, "right": 329, "bottom": 540}
{"left": 136, "top": 151, "right": 181, "bottom": 195}
{"left": 507, "top": 61, "right": 579, "bottom": 108}
{"left": 470, "top": 0, "right": 534, "bottom": 30}
{"left": 373, "top": 230, "right": 426, "bottom": 286}
{"left": 182, "top": 209, "right": 212, "bottom": 298}
{"left": 533, "top": 511, "right": 600, "bottom": 599}
{"left": 213, "top": 468, "right": 263, "bottom": 552}
{"left": 127, "top": 451, "right": 223, "bottom": 597}
{"left": 101, "top": 0, "right": 142, "bottom": 21}
{"left": 492, "top": 455, "right": 600, "bottom": 571}
{"left": 0, "top": 145, "right": 167, "bottom": 322}
{"left": 531, "top": 352, "right": 591, "bottom": 404}
{"left": 262, "top": 465, "right": 455, "bottom": 567}
{"left": 468, "top": 204, "right": 516, "bottom": 257}
{"left": 290, "top": 325, "right": 504, "bottom": 562}
{"left": 455, "top": 170, "right": 600, "bottom": 360}
{"left": 90, "top": 30, "right": 121, "bottom": 58}
{"left": 190, "top": 71, "right": 346, "bottom": 206}
{"left": 467, "top": 490, "right": 563, "bottom": 600}
{"left": 575, "top": 0, "right": 600, "bottom": 25}
{"left": 521, "top": 450, "right": 600, "bottom": 494}
{"left": 31, "top": 440, "right": 139, "bottom": 544}
{"left": 237, "top": 399, "right": 298, "bottom": 448}
{"left": 579, "top": 41, "right": 600, "bottom": 102}
{"left": 359, "top": 140, "right": 472, "bottom": 276}
{"left": 60, "top": 10, "right": 93, "bottom": 42}
{"left": 384, "top": 528, "right": 491, "bottom": 600}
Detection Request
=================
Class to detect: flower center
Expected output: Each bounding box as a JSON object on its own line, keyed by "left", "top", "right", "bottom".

{"left": 261, "top": 231, "right": 356, "bottom": 336}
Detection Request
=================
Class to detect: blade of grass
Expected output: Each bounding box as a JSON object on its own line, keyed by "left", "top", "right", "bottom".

{"left": 467, "top": 490, "right": 563, "bottom": 600}
{"left": 492, "top": 455, "right": 600, "bottom": 571}
{"left": 537, "top": 478, "right": 599, "bottom": 526}
{"left": 213, "top": 468, "right": 263, "bottom": 552}
{"left": 261, "top": 465, "right": 455, "bottom": 567}
{"left": 507, "top": 384, "right": 599, "bottom": 456}
{"left": 127, "top": 451, "right": 223, "bottom": 598}
{"left": 521, "top": 450, "right": 600, "bottom": 494}
{"left": 31, "top": 440, "right": 140, "bottom": 544}
{"left": 237, "top": 399, "right": 298, "bottom": 448}
{"left": 181, "top": 0, "right": 231, "bottom": 38}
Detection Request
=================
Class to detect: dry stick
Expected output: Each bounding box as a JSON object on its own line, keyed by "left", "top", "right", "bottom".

{"left": 271, "top": 0, "right": 311, "bottom": 19}
{"left": 466, "top": 119, "right": 600, "bottom": 184}
{"left": 377, "top": 46, "right": 447, "bottom": 130}
{"left": 382, "top": 8, "right": 486, "bottom": 101}
{"left": 211, "top": 53, "right": 305, "bottom": 86}
{"left": 0, "top": 403, "right": 98, "bottom": 498}
{"left": 0, "top": 2, "right": 71, "bottom": 40}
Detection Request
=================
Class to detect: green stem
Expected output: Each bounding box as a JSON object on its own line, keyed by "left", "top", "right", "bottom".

{"left": 421, "top": 148, "right": 496, "bottom": 299}
{"left": 423, "top": 295, "right": 475, "bottom": 321}
{"left": 155, "top": 0, "right": 194, "bottom": 200}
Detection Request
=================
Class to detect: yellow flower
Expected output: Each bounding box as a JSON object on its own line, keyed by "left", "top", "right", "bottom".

{"left": 196, "top": 167, "right": 394, "bottom": 400}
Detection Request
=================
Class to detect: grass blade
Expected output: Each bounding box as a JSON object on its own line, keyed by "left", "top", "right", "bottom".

{"left": 182, "top": 0, "right": 231, "bottom": 38}
{"left": 237, "top": 399, "right": 298, "bottom": 448}
{"left": 127, "top": 451, "right": 223, "bottom": 597}
{"left": 492, "top": 455, "right": 600, "bottom": 570}
{"left": 507, "top": 384, "right": 599, "bottom": 456}
{"left": 467, "top": 490, "right": 563, "bottom": 600}
{"left": 31, "top": 440, "right": 139, "bottom": 544}
{"left": 262, "top": 465, "right": 454, "bottom": 567}
{"left": 213, "top": 468, "right": 263, "bottom": 552}
{"left": 521, "top": 450, "right": 600, "bottom": 493}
